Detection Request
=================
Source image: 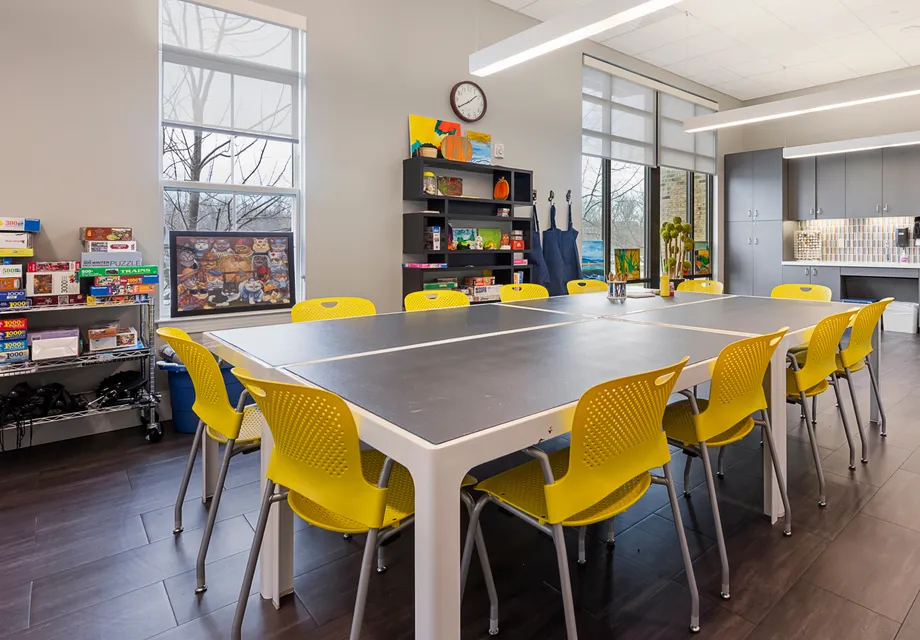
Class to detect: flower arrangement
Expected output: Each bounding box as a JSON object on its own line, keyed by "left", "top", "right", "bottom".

{"left": 660, "top": 217, "right": 693, "bottom": 279}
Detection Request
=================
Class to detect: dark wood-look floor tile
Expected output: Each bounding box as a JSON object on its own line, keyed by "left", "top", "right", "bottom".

{"left": 292, "top": 525, "right": 365, "bottom": 579}
{"left": 786, "top": 467, "right": 878, "bottom": 540}
{"left": 148, "top": 592, "right": 316, "bottom": 640}
{"left": 588, "top": 479, "right": 682, "bottom": 540}
{"left": 244, "top": 508, "right": 310, "bottom": 535}
{"left": 900, "top": 448, "right": 920, "bottom": 475}
{"left": 896, "top": 624, "right": 920, "bottom": 640}
{"left": 804, "top": 514, "right": 920, "bottom": 622}
{"left": 876, "top": 395, "right": 920, "bottom": 452}
{"left": 163, "top": 550, "right": 258, "bottom": 625}
{"left": 727, "top": 434, "right": 835, "bottom": 485}
{"left": 788, "top": 409, "right": 855, "bottom": 452}
{"left": 0, "top": 469, "right": 132, "bottom": 516}
{"left": 141, "top": 480, "right": 262, "bottom": 542}
{"left": 608, "top": 580, "right": 754, "bottom": 640}
{"left": 745, "top": 580, "right": 899, "bottom": 640}
{"left": 8, "top": 583, "right": 175, "bottom": 640}
{"left": 862, "top": 469, "right": 920, "bottom": 533}
{"left": 686, "top": 518, "right": 827, "bottom": 623}
{"left": 821, "top": 435, "right": 912, "bottom": 487}
{"left": 655, "top": 480, "right": 762, "bottom": 541}
{"left": 0, "top": 581, "right": 31, "bottom": 638}
{"left": 29, "top": 515, "right": 253, "bottom": 626}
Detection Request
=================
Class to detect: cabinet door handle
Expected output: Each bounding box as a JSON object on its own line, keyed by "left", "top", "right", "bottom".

{"left": 748, "top": 210, "right": 753, "bottom": 218}
{"left": 810, "top": 208, "right": 816, "bottom": 216}
{"left": 747, "top": 237, "right": 752, "bottom": 245}
{"left": 812, "top": 268, "right": 818, "bottom": 276}
{"left": 884, "top": 204, "right": 890, "bottom": 214}
{"left": 754, "top": 209, "right": 759, "bottom": 218}
{"left": 877, "top": 204, "right": 882, "bottom": 214}
{"left": 805, "top": 267, "right": 810, "bottom": 276}
{"left": 754, "top": 237, "right": 759, "bottom": 245}
{"left": 816, "top": 208, "right": 822, "bottom": 217}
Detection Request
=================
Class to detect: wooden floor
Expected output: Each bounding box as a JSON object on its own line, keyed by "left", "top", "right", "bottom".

{"left": 3, "top": 331, "right": 920, "bottom": 639}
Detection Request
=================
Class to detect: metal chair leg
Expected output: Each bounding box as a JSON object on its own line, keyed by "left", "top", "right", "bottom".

{"left": 842, "top": 369, "right": 868, "bottom": 463}
{"left": 231, "top": 480, "right": 275, "bottom": 640}
{"left": 830, "top": 375, "right": 857, "bottom": 470}
{"left": 196, "top": 439, "right": 235, "bottom": 594}
{"left": 867, "top": 359, "right": 887, "bottom": 437}
{"left": 662, "top": 462, "right": 701, "bottom": 633}
{"left": 759, "top": 410, "right": 792, "bottom": 536}
{"left": 349, "top": 528, "right": 379, "bottom": 640}
{"left": 683, "top": 453, "right": 693, "bottom": 497}
{"left": 699, "top": 442, "right": 730, "bottom": 600}
{"left": 376, "top": 544, "right": 387, "bottom": 574}
{"left": 174, "top": 419, "right": 205, "bottom": 535}
{"left": 716, "top": 447, "right": 726, "bottom": 478}
{"left": 460, "top": 494, "right": 498, "bottom": 635}
{"left": 577, "top": 526, "right": 587, "bottom": 565}
{"left": 800, "top": 393, "right": 827, "bottom": 507}
{"left": 811, "top": 395, "right": 818, "bottom": 427}
{"left": 606, "top": 517, "right": 615, "bottom": 548}
{"left": 552, "top": 522, "right": 579, "bottom": 639}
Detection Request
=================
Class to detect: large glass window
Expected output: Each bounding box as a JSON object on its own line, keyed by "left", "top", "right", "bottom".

{"left": 610, "top": 162, "right": 647, "bottom": 280}
{"left": 159, "top": 0, "right": 305, "bottom": 313}
{"left": 580, "top": 156, "right": 605, "bottom": 281}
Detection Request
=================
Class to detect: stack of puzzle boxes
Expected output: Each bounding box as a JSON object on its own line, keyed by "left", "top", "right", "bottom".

{"left": 76, "top": 227, "right": 158, "bottom": 306}
{"left": 0, "top": 217, "right": 40, "bottom": 363}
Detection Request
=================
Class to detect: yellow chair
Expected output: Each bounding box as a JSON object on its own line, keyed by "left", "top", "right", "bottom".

{"left": 156, "top": 327, "right": 263, "bottom": 595}
{"left": 786, "top": 310, "right": 858, "bottom": 507}
{"left": 404, "top": 289, "right": 470, "bottom": 310}
{"left": 499, "top": 283, "right": 549, "bottom": 302}
{"left": 836, "top": 298, "right": 894, "bottom": 451}
{"left": 461, "top": 358, "right": 703, "bottom": 636}
{"left": 771, "top": 283, "right": 832, "bottom": 302}
{"left": 566, "top": 279, "right": 607, "bottom": 295}
{"left": 664, "top": 328, "right": 792, "bottom": 602}
{"left": 677, "top": 279, "right": 724, "bottom": 294}
{"left": 291, "top": 297, "right": 376, "bottom": 323}
{"left": 229, "top": 370, "right": 499, "bottom": 639}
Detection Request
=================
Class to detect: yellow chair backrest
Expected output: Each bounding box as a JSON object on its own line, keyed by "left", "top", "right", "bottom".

{"left": 771, "top": 284, "right": 832, "bottom": 302}
{"left": 839, "top": 298, "right": 893, "bottom": 369}
{"left": 677, "top": 280, "right": 724, "bottom": 295}
{"left": 157, "top": 327, "right": 243, "bottom": 440}
{"left": 543, "top": 357, "right": 688, "bottom": 524}
{"left": 232, "top": 369, "right": 388, "bottom": 529}
{"left": 291, "top": 297, "right": 376, "bottom": 323}
{"left": 694, "top": 328, "right": 788, "bottom": 442}
{"left": 499, "top": 283, "right": 550, "bottom": 303}
{"left": 567, "top": 280, "right": 607, "bottom": 295}
{"left": 795, "top": 310, "right": 857, "bottom": 390}
{"left": 404, "top": 290, "right": 470, "bottom": 311}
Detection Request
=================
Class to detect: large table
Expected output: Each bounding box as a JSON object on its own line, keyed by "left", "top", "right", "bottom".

{"left": 204, "top": 293, "right": 877, "bottom": 640}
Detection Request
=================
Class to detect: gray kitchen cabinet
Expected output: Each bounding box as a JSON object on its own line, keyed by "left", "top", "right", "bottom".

{"left": 753, "top": 149, "right": 785, "bottom": 221}
{"left": 883, "top": 145, "right": 920, "bottom": 217}
{"left": 726, "top": 152, "right": 754, "bottom": 222}
{"left": 787, "top": 157, "right": 816, "bottom": 220}
{"left": 846, "top": 149, "right": 883, "bottom": 218}
{"left": 752, "top": 220, "right": 784, "bottom": 297}
{"left": 816, "top": 154, "right": 846, "bottom": 219}
{"left": 810, "top": 266, "right": 841, "bottom": 300}
{"left": 783, "top": 264, "right": 813, "bottom": 285}
{"left": 725, "top": 221, "right": 754, "bottom": 295}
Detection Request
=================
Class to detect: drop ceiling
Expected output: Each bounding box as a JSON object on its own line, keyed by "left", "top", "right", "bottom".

{"left": 488, "top": 0, "right": 920, "bottom": 100}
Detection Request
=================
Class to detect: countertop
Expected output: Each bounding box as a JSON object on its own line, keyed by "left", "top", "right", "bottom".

{"left": 781, "top": 260, "right": 920, "bottom": 270}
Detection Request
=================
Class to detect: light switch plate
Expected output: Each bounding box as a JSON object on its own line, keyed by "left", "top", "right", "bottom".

{"left": 494, "top": 143, "right": 505, "bottom": 159}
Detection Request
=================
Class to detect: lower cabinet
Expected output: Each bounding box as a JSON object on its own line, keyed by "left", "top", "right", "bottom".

{"left": 726, "top": 220, "right": 783, "bottom": 297}
{"left": 782, "top": 264, "right": 841, "bottom": 300}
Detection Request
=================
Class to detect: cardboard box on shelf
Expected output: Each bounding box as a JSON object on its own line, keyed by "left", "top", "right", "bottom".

{"left": 0, "top": 328, "right": 27, "bottom": 341}
{"left": 0, "top": 339, "right": 29, "bottom": 353}
{"left": 30, "top": 294, "right": 86, "bottom": 307}
{"left": 78, "top": 265, "right": 158, "bottom": 278}
{"left": 0, "top": 318, "right": 27, "bottom": 330}
{"left": 0, "top": 234, "right": 33, "bottom": 250}
{"left": 0, "top": 300, "right": 31, "bottom": 310}
{"left": 26, "top": 272, "right": 80, "bottom": 297}
{"left": 29, "top": 328, "right": 80, "bottom": 360}
{"left": 88, "top": 326, "right": 138, "bottom": 352}
{"left": 0, "top": 349, "right": 29, "bottom": 364}
{"left": 92, "top": 275, "right": 158, "bottom": 286}
{"left": 84, "top": 240, "right": 138, "bottom": 253}
{"left": 88, "top": 283, "right": 156, "bottom": 296}
{"left": 0, "top": 290, "right": 27, "bottom": 302}
{"left": 0, "top": 218, "right": 40, "bottom": 233}
{"left": 80, "top": 252, "right": 143, "bottom": 268}
{"left": 81, "top": 227, "right": 132, "bottom": 242}
{"left": 27, "top": 261, "right": 80, "bottom": 273}
{"left": 86, "top": 294, "right": 150, "bottom": 306}
{"left": 0, "top": 278, "right": 22, "bottom": 292}
{"left": 0, "top": 265, "right": 23, "bottom": 278}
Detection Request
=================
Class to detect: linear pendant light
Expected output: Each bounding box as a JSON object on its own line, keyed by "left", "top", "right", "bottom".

{"left": 784, "top": 130, "right": 920, "bottom": 159}
{"left": 469, "top": 0, "right": 684, "bottom": 77}
{"left": 684, "top": 69, "right": 920, "bottom": 133}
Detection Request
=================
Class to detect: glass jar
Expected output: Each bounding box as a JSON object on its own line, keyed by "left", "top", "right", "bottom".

{"left": 422, "top": 172, "right": 438, "bottom": 196}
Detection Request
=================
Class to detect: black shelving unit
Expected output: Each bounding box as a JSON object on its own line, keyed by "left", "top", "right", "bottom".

{"left": 402, "top": 157, "right": 534, "bottom": 304}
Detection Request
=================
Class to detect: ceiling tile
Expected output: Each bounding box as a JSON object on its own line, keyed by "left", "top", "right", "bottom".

{"left": 517, "top": 0, "right": 589, "bottom": 21}
{"left": 771, "top": 45, "right": 833, "bottom": 68}
{"left": 791, "top": 58, "right": 858, "bottom": 85}
{"left": 845, "top": 0, "right": 920, "bottom": 29}
{"left": 664, "top": 55, "right": 742, "bottom": 87}
{"left": 711, "top": 77, "right": 771, "bottom": 100}
{"left": 748, "top": 67, "right": 816, "bottom": 93}
{"left": 758, "top": 0, "right": 848, "bottom": 24}
{"left": 821, "top": 30, "right": 909, "bottom": 75}
{"left": 636, "top": 29, "right": 738, "bottom": 67}
{"left": 488, "top": 0, "right": 538, "bottom": 10}
{"left": 681, "top": 0, "right": 758, "bottom": 29}
{"left": 875, "top": 19, "right": 920, "bottom": 65}
{"left": 599, "top": 12, "right": 712, "bottom": 56}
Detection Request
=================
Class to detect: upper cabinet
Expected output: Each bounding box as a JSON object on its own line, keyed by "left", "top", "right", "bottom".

{"left": 752, "top": 148, "right": 785, "bottom": 221}
{"left": 726, "top": 151, "right": 754, "bottom": 222}
{"left": 846, "top": 149, "right": 884, "bottom": 218}
{"left": 883, "top": 146, "right": 920, "bottom": 217}
{"left": 787, "top": 157, "right": 815, "bottom": 220}
{"left": 816, "top": 154, "right": 846, "bottom": 219}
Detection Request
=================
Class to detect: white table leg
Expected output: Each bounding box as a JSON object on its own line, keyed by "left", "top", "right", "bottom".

{"left": 201, "top": 435, "right": 219, "bottom": 503}
{"left": 258, "top": 420, "right": 294, "bottom": 608}
{"left": 763, "top": 344, "right": 787, "bottom": 523}
{"left": 870, "top": 323, "right": 882, "bottom": 424}
{"left": 410, "top": 453, "right": 466, "bottom": 640}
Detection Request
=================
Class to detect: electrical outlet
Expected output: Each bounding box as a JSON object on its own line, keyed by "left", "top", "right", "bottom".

{"left": 494, "top": 143, "right": 505, "bottom": 160}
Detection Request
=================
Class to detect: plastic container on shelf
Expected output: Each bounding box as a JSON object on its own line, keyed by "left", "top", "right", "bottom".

{"left": 158, "top": 362, "right": 248, "bottom": 433}
{"left": 883, "top": 301, "right": 918, "bottom": 335}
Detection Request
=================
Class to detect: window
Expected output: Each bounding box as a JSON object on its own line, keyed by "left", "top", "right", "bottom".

{"left": 159, "top": 0, "right": 305, "bottom": 312}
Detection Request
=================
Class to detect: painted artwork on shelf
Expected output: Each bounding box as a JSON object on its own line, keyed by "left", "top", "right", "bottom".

{"left": 451, "top": 227, "right": 476, "bottom": 250}
{"left": 695, "top": 244, "right": 711, "bottom": 275}
{"left": 468, "top": 131, "right": 492, "bottom": 165}
{"left": 613, "top": 248, "right": 641, "bottom": 280}
{"left": 169, "top": 231, "right": 295, "bottom": 318}
{"left": 408, "top": 114, "right": 461, "bottom": 158}
{"left": 581, "top": 240, "right": 604, "bottom": 281}
{"left": 478, "top": 228, "right": 502, "bottom": 250}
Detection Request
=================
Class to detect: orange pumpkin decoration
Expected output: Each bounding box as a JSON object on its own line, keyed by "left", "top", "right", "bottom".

{"left": 493, "top": 177, "right": 510, "bottom": 201}
{"left": 441, "top": 135, "right": 473, "bottom": 162}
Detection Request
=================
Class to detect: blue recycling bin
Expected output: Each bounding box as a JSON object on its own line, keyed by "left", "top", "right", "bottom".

{"left": 159, "top": 362, "right": 248, "bottom": 434}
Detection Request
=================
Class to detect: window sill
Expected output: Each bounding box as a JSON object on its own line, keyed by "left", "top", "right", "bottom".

{"left": 156, "top": 307, "right": 291, "bottom": 336}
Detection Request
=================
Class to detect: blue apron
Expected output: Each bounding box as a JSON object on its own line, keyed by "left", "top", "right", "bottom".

{"left": 542, "top": 202, "right": 566, "bottom": 296}
{"left": 529, "top": 204, "right": 551, "bottom": 289}
{"left": 560, "top": 201, "right": 583, "bottom": 285}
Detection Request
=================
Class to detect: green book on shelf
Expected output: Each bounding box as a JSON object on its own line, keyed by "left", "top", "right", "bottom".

{"left": 77, "top": 265, "right": 159, "bottom": 278}
{"left": 423, "top": 282, "right": 458, "bottom": 290}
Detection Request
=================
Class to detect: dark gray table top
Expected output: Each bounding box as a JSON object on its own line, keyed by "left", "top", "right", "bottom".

{"left": 502, "top": 291, "right": 719, "bottom": 317}
{"left": 615, "top": 295, "right": 859, "bottom": 336}
{"left": 209, "top": 304, "right": 578, "bottom": 367}
{"left": 284, "top": 320, "right": 739, "bottom": 445}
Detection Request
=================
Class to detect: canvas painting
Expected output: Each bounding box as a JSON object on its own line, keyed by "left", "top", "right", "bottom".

{"left": 408, "top": 114, "right": 461, "bottom": 158}
{"left": 169, "top": 231, "right": 295, "bottom": 318}
{"left": 452, "top": 227, "right": 476, "bottom": 250}
{"left": 478, "top": 228, "right": 502, "bottom": 250}
{"left": 581, "top": 240, "right": 604, "bottom": 281}
{"left": 695, "top": 245, "right": 711, "bottom": 275}
{"left": 468, "top": 131, "right": 492, "bottom": 165}
{"left": 614, "top": 248, "right": 641, "bottom": 280}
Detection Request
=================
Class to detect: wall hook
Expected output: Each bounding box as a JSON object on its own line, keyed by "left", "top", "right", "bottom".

{"left": 532, "top": 189, "right": 537, "bottom": 202}
{"left": 565, "top": 189, "right": 572, "bottom": 203}
{"left": 548, "top": 190, "right": 555, "bottom": 203}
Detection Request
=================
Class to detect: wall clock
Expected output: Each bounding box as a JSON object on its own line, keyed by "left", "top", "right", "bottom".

{"left": 450, "top": 81, "right": 487, "bottom": 123}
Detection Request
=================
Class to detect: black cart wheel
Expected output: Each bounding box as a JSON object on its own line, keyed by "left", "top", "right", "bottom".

{"left": 142, "top": 410, "right": 163, "bottom": 443}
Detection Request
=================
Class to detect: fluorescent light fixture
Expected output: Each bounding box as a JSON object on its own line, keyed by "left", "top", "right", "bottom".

{"left": 469, "top": 0, "right": 684, "bottom": 77}
{"left": 684, "top": 70, "right": 920, "bottom": 133}
{"left": 784, "top": 130, "right": 920, "bottom": 159}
